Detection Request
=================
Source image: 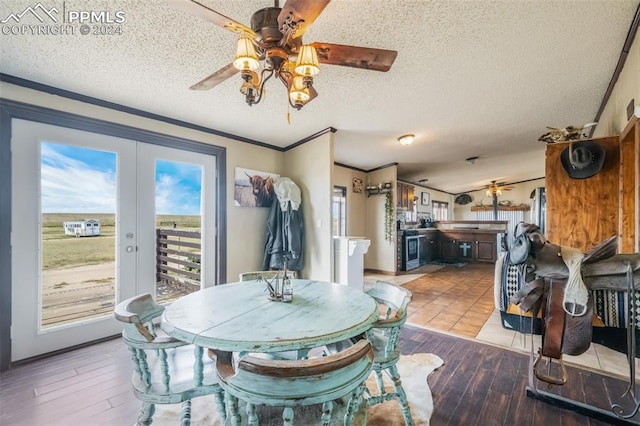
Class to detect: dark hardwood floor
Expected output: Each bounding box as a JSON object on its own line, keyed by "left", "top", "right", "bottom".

{"left": 1, "top": 325, "right": 634, "bottom": 425}
{"left": 401, "top": 325, "right": 634, "bottom": 426}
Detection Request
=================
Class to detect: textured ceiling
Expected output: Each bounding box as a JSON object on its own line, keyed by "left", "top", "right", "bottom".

{"left": 1, "top": 0, "right": 638, "bottom": 194}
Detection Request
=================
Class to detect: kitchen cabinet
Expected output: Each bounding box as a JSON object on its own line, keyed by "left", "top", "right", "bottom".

{"left": 475, "top": 238, "right": 497, "bottom": 263}
{"left": 438, "top": 231, "right": 498, "bottom": 263}
{"left": 438, "top": 232, "right": 473, "bottom": 262}
{"left": 396, "top": 182, "right": 415, "bottom": 211}
{"left": 418, "top": 231, "right": 437, "bottom": 264}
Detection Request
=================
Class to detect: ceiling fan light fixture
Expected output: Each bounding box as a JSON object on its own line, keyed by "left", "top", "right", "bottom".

{"left": 398, "top": 134, "right": 414, "bottom": 146}
{"left": 289, "top": 75, "right": 311, "bottom": 103}
{"left": 295, "top": 45, "right": 320, "bottom": 77}
{"left": 233, "top": 37, "right": 260, "bottom": 71}
{"left": 486, "top": 180, "right": 503, "bottom": 197}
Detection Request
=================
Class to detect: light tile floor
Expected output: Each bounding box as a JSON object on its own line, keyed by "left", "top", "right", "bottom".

{"left": 365, "top": 267, "right": 637, "bottom": 381}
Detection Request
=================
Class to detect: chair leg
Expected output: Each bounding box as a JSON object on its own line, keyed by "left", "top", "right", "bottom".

{"left": 321, "top": 401, "right": 333, "bottom": 426}
{"left": 363, "top": 368, "right": 387, "bottom": 406}
{"left": 226, "top": 393, "right": 242, "bottom": 426}
{"left": 212, "top": 385, "right": 227, "bottom": 424}
{"left": 246, "top": 403, "right": 259, "bottom": 426}
{"left": 344, "top": 384, "right": 365, "bottom": 426}
{"left": 373, "top": 368, "right": 385, "bottom": 395}
{"left": 283, "top": 407, "right": 294, "bottom": 426}
{"left": 137, "top": 402, "right": 155, "bottom": 426}
{"left": 388, "top": 365, "right": 413, "bottom": 426}
{"left": 180, "top": 400, "right": 192, "bottom": 426}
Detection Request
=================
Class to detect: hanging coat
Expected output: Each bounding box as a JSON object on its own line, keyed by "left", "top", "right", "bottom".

{"left": 262, "top": 197, "right": 304, "bottom": 272}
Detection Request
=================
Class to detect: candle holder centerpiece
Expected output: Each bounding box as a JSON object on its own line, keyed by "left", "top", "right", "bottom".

{"left": 259, "top": 254, "right": 293, "bottom": 302}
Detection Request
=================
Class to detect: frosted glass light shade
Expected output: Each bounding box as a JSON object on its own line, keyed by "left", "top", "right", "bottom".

{"left": 398, "top": 134, "right": 414, "bottom": 146}
{"left": 289, "top": 75, "right": 310, "bottom": 102}
{"left": 295, "top": 45, "right": 320, "bottom": 76}
{"left": 233, "top": 37, "right": 259, "bottom": 71}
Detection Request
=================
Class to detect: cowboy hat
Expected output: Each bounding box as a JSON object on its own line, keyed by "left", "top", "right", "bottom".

{"left": 560, "top": 140, "right": 605, "bottom": 179}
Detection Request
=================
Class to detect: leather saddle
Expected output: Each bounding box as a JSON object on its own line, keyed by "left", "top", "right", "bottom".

{"left": 508, "top": 230, "right": 618, "bottom": 387}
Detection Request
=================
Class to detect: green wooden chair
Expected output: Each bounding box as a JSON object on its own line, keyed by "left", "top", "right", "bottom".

{"left": 364, "top": 280, "right": 414, "bottom": 426}
{"left": 114, "top": 293, "right": 226, "bottom": 425}
{"left": 326, "top": 281, "right": 414, "bottom": 424}
{"left": 212, "top": 339, "right": 374, "bottom": 426}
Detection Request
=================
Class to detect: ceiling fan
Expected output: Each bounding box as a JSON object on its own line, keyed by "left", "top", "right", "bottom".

{"left": 485, "top": 180, "right": 513, "bottom": 197}
{"left": 167, "top": 0, "right": 398, "bottom": 110}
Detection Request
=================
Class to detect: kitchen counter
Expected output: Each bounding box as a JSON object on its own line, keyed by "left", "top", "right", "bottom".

{"left": 396, "top": 223, "right": 506, "bottom": 272}
{"left": 437, "top": 220, "right": 508, "bottom": 232}
{"left": 437, "top": 228, "right": 504, "bottom": 234}
{"left": 397, "top": 227, "right": 504, "bottom": 235}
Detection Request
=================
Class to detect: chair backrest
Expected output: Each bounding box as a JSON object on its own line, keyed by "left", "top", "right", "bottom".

{"left": 368, "top": 280, "right": 412, "bottom": 322}
{"left": 114, "top": 293, "right": 166, "bottom": 344}
{"left": 239, "top": 270, "right": 297, "bottom": 282}
{"left": 214, "top": 339, "right": 373, "bottom": 406}
{"left": 366, "top": 281, "right": 413, "bottom": 360}
{"left": 113, "top": 294, "right": 218, "bottom": 400}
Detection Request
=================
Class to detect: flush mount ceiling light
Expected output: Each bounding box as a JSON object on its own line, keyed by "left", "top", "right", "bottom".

{"left": 398, "top": 134, "right": 415, "bottom": 146}
{"left": 169, "top": 0, "right": 398, "bottom": 110}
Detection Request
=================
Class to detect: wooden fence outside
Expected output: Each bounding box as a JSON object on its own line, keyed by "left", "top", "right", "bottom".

{"left": 156, "top": 228, "right": 202, "bottom": 301}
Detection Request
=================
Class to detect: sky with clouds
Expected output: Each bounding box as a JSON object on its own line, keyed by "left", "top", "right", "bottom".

{"left": 41, "top": 142, "right": 202, "bottom": 215}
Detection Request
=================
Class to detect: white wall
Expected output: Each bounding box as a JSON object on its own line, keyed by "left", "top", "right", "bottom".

{"left": 1, "top": 81, "right": 283, "bottom": 283}
{"left": 332, "top": 165, "right": 368, "bottom": 237}
{"left": 409, "top": 184, "right": 453, "bottom": 219}
{"left": 364, "top": 166, "right": 397, "bottom": 273}
{"left": 454, "top": 178, "right": 545, "bottom": 221}
{"left": 593, "top": 29, "right": 640, "bottom": 137}
{"left": 284, "top": 132, "right": 334, "bottom": 281}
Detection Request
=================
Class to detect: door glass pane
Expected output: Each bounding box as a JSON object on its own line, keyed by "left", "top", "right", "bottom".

{"left": 155, "top": 160, "right": 203, "bottom": 303}
{"left": 40, "top": 142, "right": 116, "bottom": 329}
{"left": 332, "top": 186, "right": 346, "bottom": 236}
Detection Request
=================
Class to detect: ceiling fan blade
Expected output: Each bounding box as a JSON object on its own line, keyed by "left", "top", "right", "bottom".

{"left": 190, "top": 63, "right": 239, "bottom": 90}
{"left": 278, "top": 0, "right": 330, "bottom": 39}
{"left": 308, "top": 85, "right": 319, "bottom": 102}
{"left": 311, "top": 42, "right": 397, "bottom": 72}
{"left": 166, "top": 0, "right": 256, "bottom": 39}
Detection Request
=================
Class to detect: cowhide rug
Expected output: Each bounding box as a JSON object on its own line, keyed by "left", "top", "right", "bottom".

{"left": 153, "top": 353, "right": 443, "bottom": 425}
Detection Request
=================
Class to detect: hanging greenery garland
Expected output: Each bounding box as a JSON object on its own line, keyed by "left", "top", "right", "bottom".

{"left": 384, "top": 189, "right": 394, "bottom": 243}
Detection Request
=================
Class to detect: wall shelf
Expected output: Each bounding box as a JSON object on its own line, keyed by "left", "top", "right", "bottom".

{"left": 366, "top": 182, "right": 392, "bottom": 197}
{"left": 470, "top": 204, "right": 530, "bottom": 212}
{"left": 366, "top": 187, "right": 392, "bottom": 197}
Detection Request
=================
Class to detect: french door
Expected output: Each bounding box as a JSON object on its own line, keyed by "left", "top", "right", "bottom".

{"left": 10, "top": 119, "right": 216, "bottom": 361}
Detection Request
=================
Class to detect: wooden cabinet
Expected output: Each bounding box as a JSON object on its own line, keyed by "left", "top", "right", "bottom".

{"left": 545, "top": 127, "right": 639, "bottom": 254}
{"left": 545, "top": 135, "right": 620, "bottom": 251}
{"left": 419, "top": 231, "right": 437, "bottom": 264}
{"left": 474, "top": 238, "right": 497, "bottom": 263}
{"left": 438, "top": 235, "right": 458, "bottom": 262}
{"left": 396, "top": 182, "right": 415, "bottom": 211}
{"left": 438, "top": 231, "right": 498, "bottom": 263}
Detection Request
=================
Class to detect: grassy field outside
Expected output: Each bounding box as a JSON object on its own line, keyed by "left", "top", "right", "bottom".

{"left": 42, "top": 213, "right": 201, "bottom": 269}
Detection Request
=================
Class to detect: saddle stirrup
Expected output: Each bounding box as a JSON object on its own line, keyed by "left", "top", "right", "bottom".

{"left": 533, "top": 349, "right": 568, "bottom": 387}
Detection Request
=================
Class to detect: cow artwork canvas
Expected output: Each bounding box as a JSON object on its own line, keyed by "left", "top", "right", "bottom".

{"left": 234, "top": 167, "right": 280, "bottom": 207}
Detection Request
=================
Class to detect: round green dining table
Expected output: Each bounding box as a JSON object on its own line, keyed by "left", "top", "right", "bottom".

{"left": 161, "top": 279, "right": 379, "bottom": 353}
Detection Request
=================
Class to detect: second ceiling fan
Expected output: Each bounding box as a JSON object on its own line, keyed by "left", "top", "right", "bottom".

{"left": 167, "top": 0, "right": 398, "bottom": 109}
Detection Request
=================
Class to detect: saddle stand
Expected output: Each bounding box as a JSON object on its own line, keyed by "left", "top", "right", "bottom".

{"left": 507, "top": 226, "right": 640, "bottom": 424}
